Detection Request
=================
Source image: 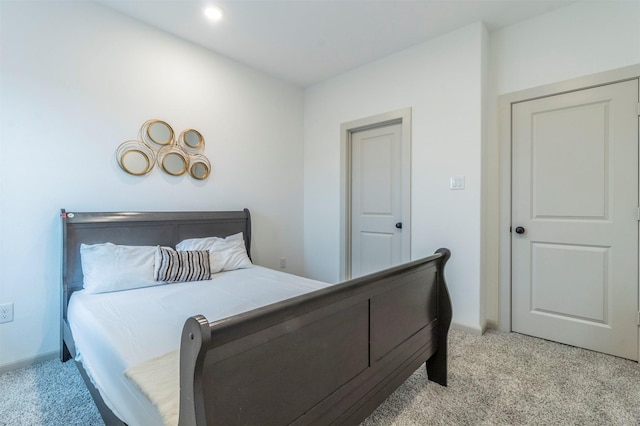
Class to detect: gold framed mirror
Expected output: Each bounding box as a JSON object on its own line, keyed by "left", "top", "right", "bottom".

{"left": 122, "top": 150, "right": 151, "bottom": 175}
{"left": 163, "top": 153, "right": 187, "bottom": 176}
{"left": 181, "top": 129, "right": 204, "bottom": 151}
{"left": 157, "top": 146, "right": 188, "bottom": 176}
{"left": 189, "top": 154, "right": 211, "bottom": 180}
{"left": 117, "top": 120, "right": 211, "bottom": 179}
{"left": 142, "top": 119, "right": 174, "bottom": 149}
{"left": 116, "top": 140, "right": 155, "bottom": 176}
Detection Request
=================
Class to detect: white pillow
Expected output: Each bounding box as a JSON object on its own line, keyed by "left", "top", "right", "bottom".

{"left": 211, "top": 234, "right": 253, "bottom": 272}
{"left": 175, "top": 232, "right": 252, "bottom": 275}
{"left": 175, "top": 236, "right": 223, "bottom": 251}
{"left": 80, "top": 243, "right": 158, "bottom": 294}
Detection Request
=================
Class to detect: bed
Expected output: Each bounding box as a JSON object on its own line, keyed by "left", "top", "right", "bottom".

{"left": 60, "top": 209, "right": 452, "bottom": 426}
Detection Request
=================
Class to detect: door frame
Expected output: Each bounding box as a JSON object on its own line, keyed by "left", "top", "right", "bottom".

{"left": 340, "top": 107, "right": 412, "bottom": 281}
{"left": 498, "top": 64, "right": 640, "bottom": 335}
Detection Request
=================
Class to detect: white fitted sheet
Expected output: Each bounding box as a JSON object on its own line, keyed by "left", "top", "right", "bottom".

{"left": 68, "top": 266, "right": 332, "bottom": 426}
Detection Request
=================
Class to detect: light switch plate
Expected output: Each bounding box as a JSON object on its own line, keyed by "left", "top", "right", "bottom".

{"left": 450, "top": 176, "right": 465, "bottom": 190}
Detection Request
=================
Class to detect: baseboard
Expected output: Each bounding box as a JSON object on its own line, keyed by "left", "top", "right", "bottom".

{"left": 451, "top": 321, "right": 485, "bottom": 336}
{"left": 485, "top": 319, "right": 499, "bottom": 330}
{"left": 0, "top": 350, "right": 59, "bottom": 374}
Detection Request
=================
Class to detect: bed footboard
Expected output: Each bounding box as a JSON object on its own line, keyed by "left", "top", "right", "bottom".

{"left": 179, "top": 249, "right": 452, "bottom": 425}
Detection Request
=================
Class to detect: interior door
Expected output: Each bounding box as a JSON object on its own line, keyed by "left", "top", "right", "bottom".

{"left": 351, "top": 123, "right": 403, "bottom": 278}
{"left": 511, "top": 79, "right": 639, "bottom": 360}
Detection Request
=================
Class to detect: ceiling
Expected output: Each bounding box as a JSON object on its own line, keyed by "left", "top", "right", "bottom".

{"left": 96, "top": 0, "right": 578, "bottom": 87}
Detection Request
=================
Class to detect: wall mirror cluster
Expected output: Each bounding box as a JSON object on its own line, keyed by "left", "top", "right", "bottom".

{"left": 116, "top": 119, "right": 211, "bottom": 180}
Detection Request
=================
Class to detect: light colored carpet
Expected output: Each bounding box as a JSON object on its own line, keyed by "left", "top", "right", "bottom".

{"left": 2, "top": 329, "right": 639, "bottom": 425}
{"left": 0, "top": 355, "right": 102, "bottom": 425}
{"left": 363, "top": 329, "right": 640, "bottom": 425}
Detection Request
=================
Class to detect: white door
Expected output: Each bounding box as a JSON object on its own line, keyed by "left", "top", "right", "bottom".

{"left": 351, "top": 123, "right": 403, "bottom": 278}
{"left": 511, "top": 79, "right": 639, "bottom": 360}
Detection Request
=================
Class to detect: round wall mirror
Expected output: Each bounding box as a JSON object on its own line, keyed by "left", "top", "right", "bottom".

{"left": 116, "top": 140, "right": 155, "bottom": 176}
{"left": 146, "top": 120, "right": 174, "bottom": 146}
{"left": 161, "top": 152, "right": 187, "bottom": 176}
{"left": 189, "top": 154, "right": 211, "bottom": 180}
{"left": 121, "top": 150, "right": 151, "bottom": 175}
{"left": 190, "top": 162, "right": 210, "bottom": 180}
{"left": 183, "top": 129, "right": 203, "bottom": 150}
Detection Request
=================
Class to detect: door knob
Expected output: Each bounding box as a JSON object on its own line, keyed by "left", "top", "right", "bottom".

{"left": 515, "top": 226, "right": 525, "bottom": 234}
{"left": 395, "top": 222, "right": 403, "bottom": 229}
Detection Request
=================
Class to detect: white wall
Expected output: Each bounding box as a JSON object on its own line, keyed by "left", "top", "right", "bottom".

{"left": 484, "top": 0, "right": 640, "bottom": 326}
{"left": 492, "top": 0, "right": 640, "bottom": 95}
{"left": 303, "top": 0, "right": 640, "bottom": 333}
{"left": 303, "top": 23, "right": 488, "bottom": 332}
{"left": 0, "top": 2, "right": 305, "bottom": 369}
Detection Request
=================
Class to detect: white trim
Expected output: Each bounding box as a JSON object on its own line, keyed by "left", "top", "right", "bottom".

{"left": 340, "top": 108, "right": 412, "bottom": 281}
{"left": 452, "top": 321, "right": 485, "bottom": 336}
{"left": 498, "top": 64, "right": 640, "bottom": 333}
{"left": 0, "top": 350, "right": 58, "bottom": 374}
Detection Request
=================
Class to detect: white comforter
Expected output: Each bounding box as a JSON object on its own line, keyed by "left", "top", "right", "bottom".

{"left": 68, "top": 266, "right": 332, "bottom": 426}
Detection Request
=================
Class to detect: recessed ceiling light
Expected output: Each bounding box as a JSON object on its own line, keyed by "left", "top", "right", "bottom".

{"left": 204, "top": 5, "right": 223, "bottom": 22}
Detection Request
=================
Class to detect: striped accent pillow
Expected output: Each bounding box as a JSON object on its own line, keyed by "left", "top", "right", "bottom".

{"left": 154, "top": 246, "right": 210, "bottom": 283}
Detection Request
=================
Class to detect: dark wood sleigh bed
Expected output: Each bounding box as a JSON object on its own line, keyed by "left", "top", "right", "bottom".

{"left": 60, "top": 209, "right": 452, "bottom": 425}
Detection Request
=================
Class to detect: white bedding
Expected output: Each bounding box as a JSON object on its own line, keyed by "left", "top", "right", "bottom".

{"left": 68, "top": 266, "right": 332, "bottom": 426}
{"left": 125, "top": 350, "right": 179, "bottom": 426}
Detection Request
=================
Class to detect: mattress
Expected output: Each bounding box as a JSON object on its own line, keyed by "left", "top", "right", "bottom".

{"left": 67, "top": 266, "right": 332, "bottom": 426}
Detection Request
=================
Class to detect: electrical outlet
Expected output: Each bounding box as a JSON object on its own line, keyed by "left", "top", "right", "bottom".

{"left": 280, "top": 257, "right": 287, "bottom": 269}
{"left": 0, "top": 303, "right": 13, "bottom": 324}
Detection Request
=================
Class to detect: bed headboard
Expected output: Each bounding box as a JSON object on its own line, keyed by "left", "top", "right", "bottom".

{"left": 60, "top": 209, "right": 251, "bottom": 319}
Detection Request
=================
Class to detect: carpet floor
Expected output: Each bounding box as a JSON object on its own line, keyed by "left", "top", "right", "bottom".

{"left": 362, "top": 329, "right": 640, "bottom": 425}
{"left": 1, "top": 329, "right": 639, "bottom": 425}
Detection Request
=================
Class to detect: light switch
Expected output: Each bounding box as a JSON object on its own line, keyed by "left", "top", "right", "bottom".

{"left": 450, "top": 176, "right": 465, "bottom": 190}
